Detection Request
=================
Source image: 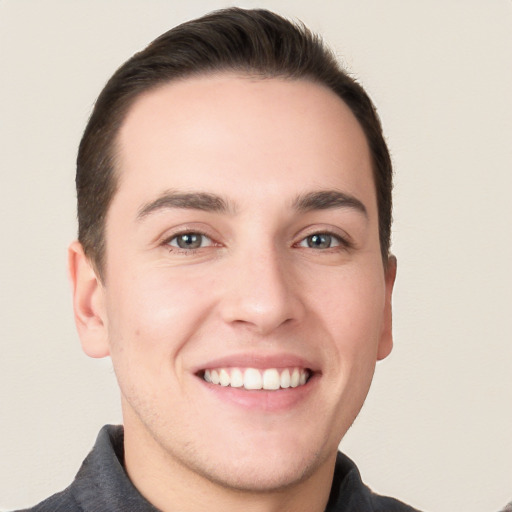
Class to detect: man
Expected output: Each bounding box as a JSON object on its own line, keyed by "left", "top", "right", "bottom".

{"left": 18, "top": 8, "right": 420, "bottom": 512}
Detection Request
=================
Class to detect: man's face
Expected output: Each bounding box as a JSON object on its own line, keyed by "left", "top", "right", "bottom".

{"left": 81, "top": 75, "right": 395, "bottom": 491}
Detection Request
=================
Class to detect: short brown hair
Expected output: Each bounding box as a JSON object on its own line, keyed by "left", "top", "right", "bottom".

{"left": 77, "top": 7, "right": 393, "bottom": 278}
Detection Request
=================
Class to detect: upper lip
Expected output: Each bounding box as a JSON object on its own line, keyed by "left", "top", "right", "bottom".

{"left": 192, "top": 352, "right": 320, "bottom": 374}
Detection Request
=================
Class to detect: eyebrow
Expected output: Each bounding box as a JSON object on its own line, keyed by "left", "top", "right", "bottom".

{"left": 292, "top": 190, "right": 368, "bottom": 216}
{"left": 136, "top": 188, "right": 367, "bottom": 221}
{"left": 136, "top": 190, "right": 235, "bottom": 220}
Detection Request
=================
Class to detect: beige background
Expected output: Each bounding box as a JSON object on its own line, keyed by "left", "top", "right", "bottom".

{"left": 1, "top": 1, "right": 511, "bottom": 510}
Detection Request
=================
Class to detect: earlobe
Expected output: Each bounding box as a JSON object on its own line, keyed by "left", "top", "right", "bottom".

{"left": 68, "top": 241, "right": 110, "bottom": 358}
{"left": 377, "top": 255, "right": 397, "bottom": 361}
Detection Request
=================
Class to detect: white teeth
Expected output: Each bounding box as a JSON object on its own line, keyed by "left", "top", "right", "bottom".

{"left": 262, "top": 369, "right": 280, "bottom": 390}
{"left": 290, "top": 368, "right": 300, "bottom": 388}
{"left": 244, "top": 368, "right": 263, "bottom": 390}
{"left": 202, "top": 367, "right": 310, "bottom": 390}
{"left": 219, "top": 369, "right": 230, "bottom": 387}
{"left": 230, "top": 368, "right": 244, "bottom": 388}
{"left": 280, "top": 368, "right": 290, "bottom": 388}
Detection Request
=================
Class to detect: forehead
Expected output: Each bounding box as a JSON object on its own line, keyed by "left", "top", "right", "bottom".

{"left": 113, "top": 74, "right": 375, "bottom": 214}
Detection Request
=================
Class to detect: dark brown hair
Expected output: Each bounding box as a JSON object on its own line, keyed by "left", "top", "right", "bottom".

{"left": 77, "top": 7, "right": 393, "bottom": 277}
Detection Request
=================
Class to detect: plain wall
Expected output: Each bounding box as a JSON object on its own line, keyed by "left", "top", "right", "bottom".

{"left": 1, "top": 1, "right": 511, "bottom": 510}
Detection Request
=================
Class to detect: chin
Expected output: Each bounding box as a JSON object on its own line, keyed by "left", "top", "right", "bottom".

{"left": 185, "top": 439, "right": 331, "bottom": 493}
{"left": 202, "top": 459, "right": 313, "bottom": 492}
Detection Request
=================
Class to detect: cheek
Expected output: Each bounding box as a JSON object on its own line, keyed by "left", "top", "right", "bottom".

{"left": 312, "top": 265, "right": 385, "bottom": 334}
{"left": 308, "top": 266, "right": 386, "bottom": 371}
{"left": 104, "top": 269, "right": 216, "bottom": 373}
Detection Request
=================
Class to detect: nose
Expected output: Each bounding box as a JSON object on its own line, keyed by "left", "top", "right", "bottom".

{"left": 219, "top": 244, "right": 305, "bottom": 335}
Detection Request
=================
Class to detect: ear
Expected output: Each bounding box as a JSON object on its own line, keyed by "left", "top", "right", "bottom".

{"left": 68, "top": 241, "right": 110, "bottom": 358}
{"left": 377, "top": 255, "right": 397, "bottom": 361}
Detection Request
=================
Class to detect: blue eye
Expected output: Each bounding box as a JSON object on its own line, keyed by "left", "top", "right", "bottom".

{"left": 168, "top": 233, "right": 212, "bottom": 250}
{"left": 300, "top": 233, "right": 341, "bottom": 249}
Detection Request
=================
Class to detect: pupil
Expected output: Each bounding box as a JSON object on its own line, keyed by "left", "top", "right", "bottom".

{"left": 309, "top": 234, "right": 331, "bottom": 249}
{"left": 178, "top": 233, "right": 201, "bottom": 249}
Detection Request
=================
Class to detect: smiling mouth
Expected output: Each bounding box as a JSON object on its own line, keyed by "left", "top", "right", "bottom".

{"left": 201, "top": 367, "right": 311, "bottom": 391}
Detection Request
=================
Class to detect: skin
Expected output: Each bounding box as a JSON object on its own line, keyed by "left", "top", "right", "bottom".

{"left": 69, "top": 74, "right": 396, "bottom": 512}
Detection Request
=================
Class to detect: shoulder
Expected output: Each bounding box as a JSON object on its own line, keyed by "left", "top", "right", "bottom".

{"left": 368, "top": 494, "right": 422, "bottom": 512}
{"left": 10, "top": 425, "right": 124, "bottom": 512}
{"left": 12, "top": 488, "right": 81, "bottom": 512}
{"left": 326, "top": 452, "right": 422, "bottom": 512}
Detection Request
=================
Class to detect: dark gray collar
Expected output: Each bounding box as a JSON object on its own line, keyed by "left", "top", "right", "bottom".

{"left": 71, "top": 425, "right": 160, "bottom": 511}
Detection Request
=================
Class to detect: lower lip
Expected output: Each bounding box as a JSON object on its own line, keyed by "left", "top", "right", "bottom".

{"left": 198, "top": 374, "right": 318, "bottom": 412}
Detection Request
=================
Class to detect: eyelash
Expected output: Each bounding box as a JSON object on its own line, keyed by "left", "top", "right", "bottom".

{"left": 163, "top": 229, "right": 352, "bottom": 253}
{"left": 296, "top": 231, "right": 351, "bottom": 250}
{"left": 164, "top": 230, "right": 214, "bottom": 253}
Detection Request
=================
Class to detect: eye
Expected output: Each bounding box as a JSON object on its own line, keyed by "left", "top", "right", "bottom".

{"left": 299, "top": 233, "right": 341, "bottom": 249}
{"left": 167, "top": 232, "right": 212, "bottom": 250}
